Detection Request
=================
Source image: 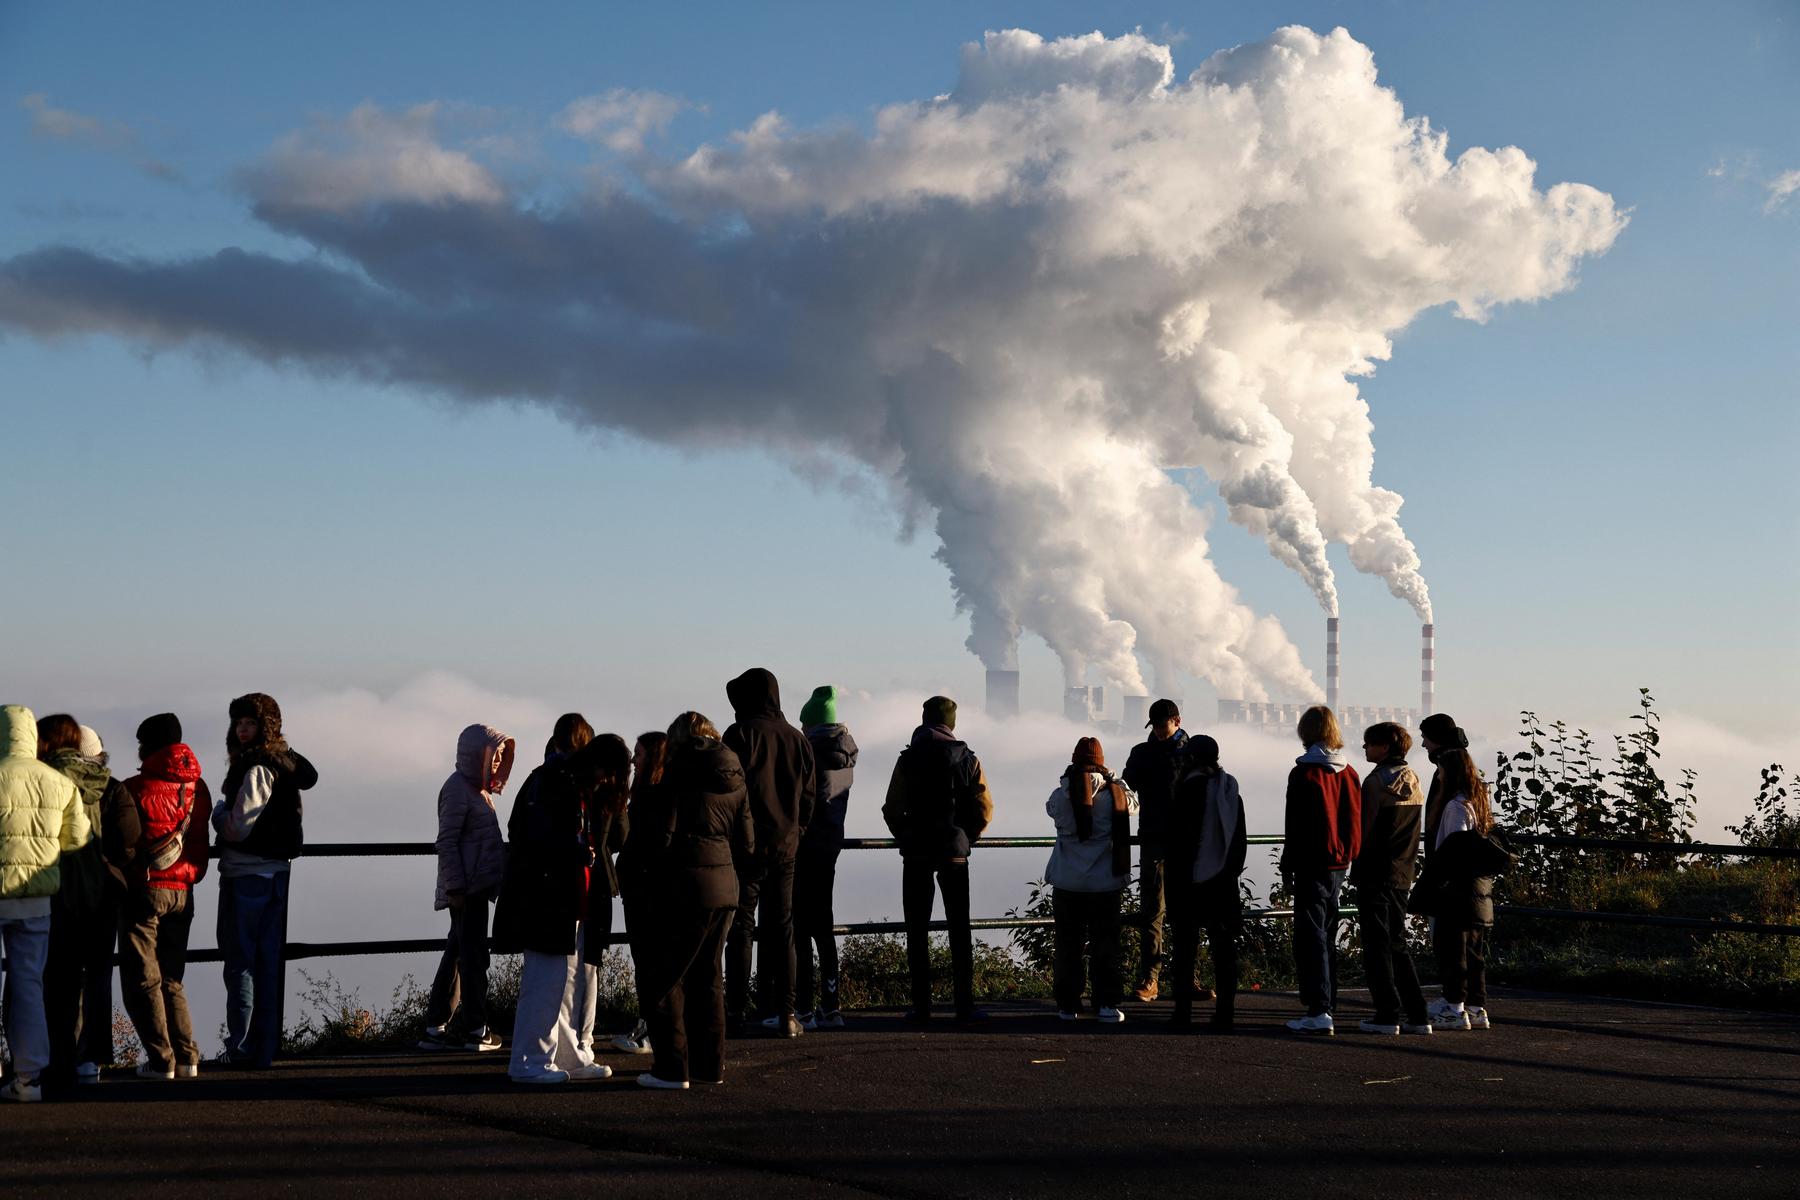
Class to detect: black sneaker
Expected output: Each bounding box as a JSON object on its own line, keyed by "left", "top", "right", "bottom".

{"left": 464, "top": 1028, "right": 503, "bottom": 1052}
{"left": 417, "top": 1027, "right": 455, "bottom": 1051}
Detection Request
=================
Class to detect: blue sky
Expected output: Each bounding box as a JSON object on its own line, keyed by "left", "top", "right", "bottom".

{"left": 3, "top": 0, "right": 1796, "bottom": 744}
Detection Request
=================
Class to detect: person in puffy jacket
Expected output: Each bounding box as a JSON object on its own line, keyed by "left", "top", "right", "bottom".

{"left": 493, "top": 734, "right": 629, "bottom": 1084}
{"left": 420, "top": 723, "right": 515, "bottom": 1053}
{"left": 1044, "top": 737, "right": 1132, "bottom": 1024}
{"left": 0, "top": 704, "right": 90, "bottom": 1103}
{"left": 882, "top": 696, "right": 994, "bottom": 1025}
{"left": 795, "top": 685, "right": 857, "bottom": 1029}
{"left": 1351, "top": 722, "right": 1432, "bottom": 1036}
{"left": 1166, "top": 735, "right": 1246, "bottom": 1032}
{"left": 722, "top": 667, "right": 815, "bottom": 1039}
{"left": 37, "top": 715, "right": 127, "bottom": 1091}
{"left": 610, "top": 731, "right": 667, "bottom": 1057}
{"left": 116, "top": 713, "right": 212, "bottom": 1080}
{"left": 213, "top": 692, "right": 318, "bottom": 1069}
{"left": 628, "top": 711, "right": 754, "bottom": 1089}
{"left": 1280, "top": 705, "right": 1362, "bottom": 1036}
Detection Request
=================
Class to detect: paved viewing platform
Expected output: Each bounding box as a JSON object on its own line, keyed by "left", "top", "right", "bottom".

{"left": 11, "top": 989, "right": 1797, "bottom": 1197}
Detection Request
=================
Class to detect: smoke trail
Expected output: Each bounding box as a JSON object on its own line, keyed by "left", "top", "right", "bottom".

{"left": 0, "top": 25, "right": 1623, "bottom": 690}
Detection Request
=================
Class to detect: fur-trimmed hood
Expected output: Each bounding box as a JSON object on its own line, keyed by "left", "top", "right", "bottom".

{"left": 227, "top": 692, "right": 292, "bottom": 768}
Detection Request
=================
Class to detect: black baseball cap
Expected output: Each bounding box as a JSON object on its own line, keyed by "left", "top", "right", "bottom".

{"left": 1146, "top": 698, "right": 1180, "bottom": 727}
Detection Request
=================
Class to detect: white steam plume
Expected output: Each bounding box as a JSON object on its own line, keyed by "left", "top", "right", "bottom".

{"left": 0, "top": 25, "right": 1624, "bottom": 691}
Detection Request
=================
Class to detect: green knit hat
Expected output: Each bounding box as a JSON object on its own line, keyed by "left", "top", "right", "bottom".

{"left": 923, "top": 695, "right": 957, "bottom": 730}
{"left": 800, "top": 685, "right": 839, "bottom": 727}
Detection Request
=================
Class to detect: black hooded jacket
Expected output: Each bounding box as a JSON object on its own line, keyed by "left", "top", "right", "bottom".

{"left": 722, "top": 668, "right": 816, "bottom": 858}
{"left": 624, "top": 736, "right": 755, "bottom": 912}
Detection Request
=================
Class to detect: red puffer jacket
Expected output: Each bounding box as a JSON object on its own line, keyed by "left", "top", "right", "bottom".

{"left": 123, "top": 745, "right": 212, "bottom": 890}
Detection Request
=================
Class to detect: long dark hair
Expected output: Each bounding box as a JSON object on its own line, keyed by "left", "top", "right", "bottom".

{"left": 632, "top": 732, "right": 667, "bottom": 807}
{"left": 1437, "top": 748, "right": 1493, "bottom": 835}
{"left": 569, "top": 733, "right": 631, "bottom": 819}
{"left": 545, "top": 712, "right": 595, "bottom": 761}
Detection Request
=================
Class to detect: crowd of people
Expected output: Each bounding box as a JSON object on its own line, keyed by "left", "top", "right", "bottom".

{"left": 0, "top": 669, "right": 1505, "bottom": 1103}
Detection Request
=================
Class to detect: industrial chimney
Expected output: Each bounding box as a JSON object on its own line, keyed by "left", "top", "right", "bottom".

{"left": 985, "top": 669, "right": 1020, "bottom": 720}
{"left": 1326, "top": 617, "right": 1341, "bottom": 713}
{"left": 1420, "top": 623, "right": 1435, "bottom": 717}
{"left": 1123, "top": 695, "right": 1149, "bottom": 730}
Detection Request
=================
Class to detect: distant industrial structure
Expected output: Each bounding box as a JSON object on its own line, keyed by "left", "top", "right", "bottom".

{"left": 984, "top": 619, "right": 1435, "bottom": 733}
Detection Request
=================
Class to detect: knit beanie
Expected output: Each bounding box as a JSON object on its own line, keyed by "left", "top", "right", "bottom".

{"left": 78, "top": 725, "right": 105, "bottom": 759}
{"left": 137, "top": 712, "right": 183, "bottom": 754}
{"left": 1071, "top": 736, "right": 1105, "bottom": 771}
{"left": 922, "top": 695, "right": 957, "bottom": 730}
{"left": 800, "top": 685, "right": 839, "bottom": 728}
{"left": 1419, "top": 713, "right": 1469, "bottom": 749}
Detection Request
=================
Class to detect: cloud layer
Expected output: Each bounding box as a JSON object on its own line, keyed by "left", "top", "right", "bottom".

{"left": 0, "top": 27, "right": 1624, "bottom": 699}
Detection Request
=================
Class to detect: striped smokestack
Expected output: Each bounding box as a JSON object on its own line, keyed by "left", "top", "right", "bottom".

{"left": 1421, "top": 622, "right": 1435, "bottom": 716}
{"left": 1326, "top": 616, "right": 1341, "bottom": 713}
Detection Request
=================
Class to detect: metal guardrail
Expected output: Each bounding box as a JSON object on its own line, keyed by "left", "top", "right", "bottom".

{"left": 220, "top": 833, "right": 1796, "bottom": 964}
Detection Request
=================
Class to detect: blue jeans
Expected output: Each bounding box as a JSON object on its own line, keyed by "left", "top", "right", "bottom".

{"left": 218, "top": 872, "right": 291, "bottom": 1066}
{"left": 1292, "top": 870, "right": 1345, "bottom": 1016}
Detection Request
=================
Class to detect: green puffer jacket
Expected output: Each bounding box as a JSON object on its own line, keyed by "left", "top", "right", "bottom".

{"left": 0, "top": 704, "right": 89, "bottom": 900}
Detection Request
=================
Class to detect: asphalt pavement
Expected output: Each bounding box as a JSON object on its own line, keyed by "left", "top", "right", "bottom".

{"left": 7, "top": 988, "right": 1797, "bottom": 1198}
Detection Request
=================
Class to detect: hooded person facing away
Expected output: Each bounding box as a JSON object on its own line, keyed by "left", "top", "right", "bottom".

{"left": 795, "top": 686, "right": 858, "bottom": 1028}
{"left": 721, "top": 668, "right": 816, "bottom": 1038}
{"left": 882, "top": 696, "right": 994, "bottom": 1025}
{"left": 0, "top": 705, "right": 90, "bottom": 1103}
{"left": 421, "top": 723, "right": 515, "bottom": 1052}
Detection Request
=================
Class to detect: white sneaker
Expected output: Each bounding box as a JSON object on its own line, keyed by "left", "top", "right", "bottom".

{"left": 637, "top": 1073, "right": 689, "bottom": 1090}
{"left": 75, "top": 1061, "right": 102, "bottom": 1084}
{"left": 1097, "top": 1007, "right": 1125, "bottom": 1024}
{"left": 136, "top": 1062, "right": 176, "bottom": 1080}
{"left": 1057, "top": 1010, "right": 1080, "bottom": 1022}
{"left": 509, "top": 1068, "right": 571, "bottom": 1085}
{"left": 176, "top": 1063, "right": 199, "bottom": 1079}
{"left": 1, "top": 1075, "right": 42, "bottom": 1103}
{"left": 1285, "top": 1013, "right": 1335, "bottom": 1035}
{"left": 1357, "top": 1019, "right": 1401, "bottom": 1036}
{"left": 1467, "top": 1006, "right": 1491, "bottom": 1030}
{"left": 1400, "top": 1022, "right": 1435, "bottom": 1035}
{"left": 1432, "top": 1008, "right": 1471, "bottom": 1031}
{"left": 814, "top": 1010, "right": 845, "bottom": 1029}
{"left": 567, "top": 1063, "right": 613, "bottom": 1081}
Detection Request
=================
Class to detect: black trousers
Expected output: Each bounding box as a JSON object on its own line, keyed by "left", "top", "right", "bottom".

{"left": 46, "top": 884, "right": 119, "bottom": 1082}
{"left": 424, "top": 888, "right": 493, "bottom": 1035}
{"left": 1052, "top": 888, "right": 1123, "bottom": 1011}
{"left": 643, "top": 904, "right": 735, "bottom": 1083}
{"left": 1433, "top": 923, "right": 1489, "bottom": 1007}
{"left": 902, "top": 857, "right": 973, "bottom": 1013}
{"left": 1169, "top": 875, "right": 1240, "bottom": 1022}
{"left": 794, "top": 846, "right": 841, "bottom": 1014}
{"left": 1360, "top": 885, "right": 1429, "bottom": 1024}
{"left": 726, "top": 852, "right": 796, "bottom": 1019}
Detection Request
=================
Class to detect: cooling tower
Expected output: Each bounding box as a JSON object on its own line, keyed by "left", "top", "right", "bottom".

{"left": 985, "top": 669, "right": 1020, "bottom": 720}
{"left": 1421, "top": 622, "right": 1435, "bottom": 717}
{"left": 1123, "top": 695, "right": 1149, "bottom": 729}
{"left": 1326, "top": 617, "right": 1341, "bottom": 713}
{"left": 1064, "top": 687, "right": 1093, "bottom": 724}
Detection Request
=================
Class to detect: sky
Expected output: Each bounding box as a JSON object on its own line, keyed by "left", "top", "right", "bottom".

{"left": 1, "top": 2, "right": 1797, "bottom": 1038}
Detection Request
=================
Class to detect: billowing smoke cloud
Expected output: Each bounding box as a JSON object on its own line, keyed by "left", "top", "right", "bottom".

{"left": 0, "top": 26, "right": 1624, "bottom": 697}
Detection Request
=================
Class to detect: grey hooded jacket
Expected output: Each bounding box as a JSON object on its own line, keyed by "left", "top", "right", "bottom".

{"left": 434, "top": 724, "right": 515, "bottom": 910}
